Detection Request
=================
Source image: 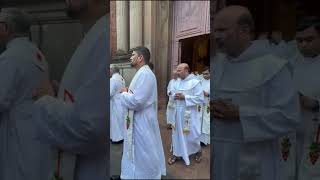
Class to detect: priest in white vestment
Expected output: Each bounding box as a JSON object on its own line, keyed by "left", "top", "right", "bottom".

{"left": 0, "top": 9, "right": 53, "bottom": 180}
{"left": 291, "top": 17, "right": 320, "bottom": 180}
{"left": 212, "top": 6, "right": 300, "bottom": 180}
{"left": 119, "top": 46, "right": 166, "bottom": 179}
{"left": 199, "top": 67, "right": 210, "bottom": 145}
{"left": 110, "top": 65, "right": 125, "bottom": 142}
{"left": 168, "top": 63, "right": 204, "bottom": 166}
{"left": 166, "top": 70, "right": 178, "bottom": 128}
{"left": 31, "top": 1, "right": 109, "bottom": 180}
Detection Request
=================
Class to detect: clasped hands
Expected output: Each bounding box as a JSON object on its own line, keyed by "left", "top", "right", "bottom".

{"left": 210, "top": 98, "right": 239, "bottom": 121}
{"left": 174, "top": 92, "right": 185, "bottom": 100}
{"left": 32, "top": 79, "right": 58, "bottom": 100}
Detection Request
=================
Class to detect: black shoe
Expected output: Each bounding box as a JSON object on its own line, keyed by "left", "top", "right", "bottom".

{"left": 110, "top": 175, "right": 121, "bottom": 180}
{"left": 111, "top": 140, "right": 124, "bottom": 144}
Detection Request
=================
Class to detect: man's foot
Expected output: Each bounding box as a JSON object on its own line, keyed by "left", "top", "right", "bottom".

{"left": 167, "top": 124, "right": 172, "bottom": 129}
{"left": 195, "top": 151, "right": 202, "bottom": 163}
{"left": 168, "top": 155, "right": 179, "bottom": 165}
{"left": 201, "top": 142, "right": 207, "bottom": 146}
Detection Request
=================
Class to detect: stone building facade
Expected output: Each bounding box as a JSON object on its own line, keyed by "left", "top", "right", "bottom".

{"left": 110, "top": 1, "right": 211, "bottom": 106}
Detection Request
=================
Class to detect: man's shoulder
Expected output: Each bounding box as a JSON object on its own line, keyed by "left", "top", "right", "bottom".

{"left": 184, "top": 77, "right": 201, "bottom": 88}
{"left": 255, "top": 54, "right": 287, "bottom": 64}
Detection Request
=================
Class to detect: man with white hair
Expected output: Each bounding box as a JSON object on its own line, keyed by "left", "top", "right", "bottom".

{"left": 110, "top": 65, "right": 125, "bottom": 142}
{"left": 166, "top": 70, "right": 178, "bottom": 129}
{"left": 0, "top": 8, "right": 52, "bottom": 180}
{"left": 32, "top": 0, "right": 109, "bottom": 180}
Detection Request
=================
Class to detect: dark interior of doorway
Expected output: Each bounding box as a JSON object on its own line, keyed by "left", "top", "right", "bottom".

{"left": 180, "top": 34, "right": 210, "bottom": 74}
{"left": 226, "top": 0, "right": 320, "bottom": 41}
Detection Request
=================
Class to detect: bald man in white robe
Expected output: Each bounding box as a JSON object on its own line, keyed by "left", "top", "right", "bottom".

{"left": 212, "top": 6, "right": 300, "bottom": 180}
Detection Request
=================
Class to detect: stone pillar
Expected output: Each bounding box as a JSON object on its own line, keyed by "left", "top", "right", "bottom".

{"left": 116, "top": 0, "right": 129, "bottom": 52}
{"left": 143, "top": 1, "right": 152, "bottom": 51}
{"left": 129, "top": 1, "right": 143, "bottom": 48}
{"left": 110, "top": 0, "right": 117, "bottom": 56}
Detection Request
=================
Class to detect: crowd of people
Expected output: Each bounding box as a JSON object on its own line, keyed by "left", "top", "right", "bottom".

{"left": 110, "top": 45, "right": 211, "bottom": 179}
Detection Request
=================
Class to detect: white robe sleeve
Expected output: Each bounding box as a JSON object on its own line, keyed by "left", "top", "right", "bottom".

{"left": 33, "top": 67, "right": 108, "bottom": 155}
{"left": 0, "top": 58, "right": 19, "bottom": 113}
{"left": 185, "top": 82, "right": 204, "bottom": 107}
{"left": 167, "top": 80, "right": 172, "bottom": 96}
{"left": 121, "top": 71, "right": 155, "bottom": 111}
{"left": 239, "top": 67, "right": 300, "bottom": 142}
{"left": 110, "top": 79, "right": 117, "bottom": 97}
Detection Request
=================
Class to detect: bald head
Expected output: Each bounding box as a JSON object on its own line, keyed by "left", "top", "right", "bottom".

{"left": 214, "top": 5, "right": 254, "bottom": 57}
{"left": 216, "top": 6, "right": 253, "bottom": 26}
{"left": 176, "top": 63, "right": 190, "bottom": 79}
{"left": 178, "top": 63, "right": 189, "bottom": 70}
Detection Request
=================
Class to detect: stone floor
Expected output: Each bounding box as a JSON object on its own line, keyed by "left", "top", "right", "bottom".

{"left": 110, "top": 105, "right": 210, "bottom": 179}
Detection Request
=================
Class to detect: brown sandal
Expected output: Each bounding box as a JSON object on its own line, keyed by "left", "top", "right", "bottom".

{"left": 168, "top": 156, "right": 178, "bottom": 165}
{"left": 195, "top": 152, "right": 202, "bottom": 163}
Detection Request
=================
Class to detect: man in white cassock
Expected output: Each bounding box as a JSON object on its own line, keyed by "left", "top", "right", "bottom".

{"left": 290, "top": 17, "right": 320, "bottom": 180}
{"left": 199, "top": 67, "right": 210, "bottom": 145}
{"left": 110, "top": 65, "right": 125, "bottom": 142}
{"left": 119, "top": 46, "right": 166, "bottom": 179}
{"left": 168, "top": 63, "right": 204, "bottom": 166}
{"left": 31, "top": 0, "right": 109, "bottom": 180}
{"left": 212, "top": 6, "right": 300, "bottom": 180}
{"left": 166, "top": 70, "right": 178, "bottom": 129}
{"left": 0, "top": 8, "right": 52, "bottom": 180}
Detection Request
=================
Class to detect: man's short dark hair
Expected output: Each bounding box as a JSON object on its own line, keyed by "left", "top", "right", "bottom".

{"left": 297, "top": 16, "right": 320, "bottom": 34}
{"left": 130, "top": 46, "right": 151, "bottom": 64}
{"left": 203, "top": 66, "right": 210, "bottom": 72}
{"left": 111, "top": 65, "right": 120, "bottom": 73}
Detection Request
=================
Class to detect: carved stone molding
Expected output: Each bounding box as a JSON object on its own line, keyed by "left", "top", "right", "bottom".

{"left": 174, "top": 1, "right": 210, "bottom": 40}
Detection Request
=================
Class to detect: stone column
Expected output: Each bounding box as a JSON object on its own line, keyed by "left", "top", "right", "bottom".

{"left": 116, "top": 0, "right": 129, "bottom": 52}
{"left": 129, "top": 1, "right": 143, "bottom": 48}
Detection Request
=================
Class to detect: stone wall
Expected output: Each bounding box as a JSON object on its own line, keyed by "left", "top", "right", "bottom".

{"left": 110, "top": 0, "right": 117, "bottom": 57}
{"left": 3, "top": 2, "right": 83, "bottom": 82}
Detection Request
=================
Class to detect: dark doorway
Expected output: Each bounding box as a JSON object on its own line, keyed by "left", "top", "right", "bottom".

{"left": 180, "top": 34, "right": 210, "bottom": 74}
